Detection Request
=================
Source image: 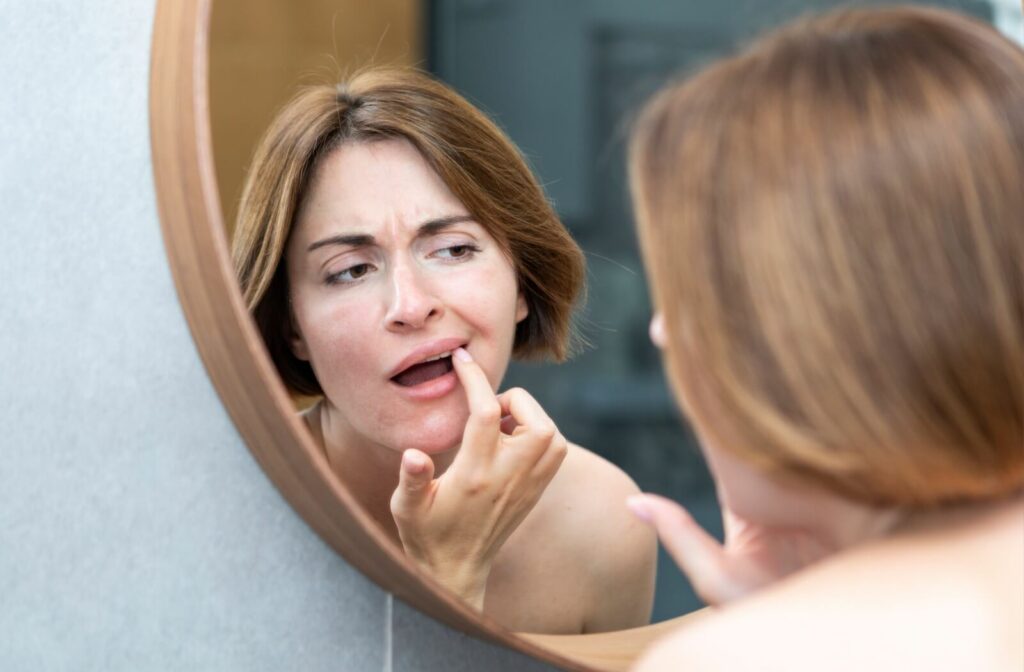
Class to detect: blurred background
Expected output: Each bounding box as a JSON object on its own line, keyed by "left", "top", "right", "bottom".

{"left": 209, "top": 0, "right": 1021, "bottom": 622}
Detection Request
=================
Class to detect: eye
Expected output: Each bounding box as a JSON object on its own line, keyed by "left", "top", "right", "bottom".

{"left": 434, "top": 244, "right": 480, "bottom": 261}
{"left": 325, "top": 263, "right": 376, "bottom": 285}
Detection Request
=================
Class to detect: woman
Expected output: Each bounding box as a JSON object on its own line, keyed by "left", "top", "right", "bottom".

{"left": 232, "top": 68, "right": 656, "bottom": 634}
{"left": 627, "top": 6, "right": 1023, "bottom": 669}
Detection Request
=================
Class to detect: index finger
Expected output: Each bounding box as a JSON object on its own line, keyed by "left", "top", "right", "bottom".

{"left": 628, "top": 494, "right": 730, "bottom": 605}
{"left": 452, "top": 347, "right": 501, "bottom": 457}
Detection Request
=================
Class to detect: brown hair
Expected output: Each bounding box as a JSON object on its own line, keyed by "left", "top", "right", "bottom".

{"left": 630, "top": 7, "right": 1024, "bottom": 507}
{"left": 233, "top": 67, "right": 585, "bottom": 396}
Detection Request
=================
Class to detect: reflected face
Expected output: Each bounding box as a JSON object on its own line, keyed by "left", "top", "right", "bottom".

{"left": 285, "top": 139, "right": 527, "bottom": 455}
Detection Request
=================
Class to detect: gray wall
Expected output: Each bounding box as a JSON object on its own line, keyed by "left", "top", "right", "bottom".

{"left": 0, "top": 3, "right": 548, "bottom": 670}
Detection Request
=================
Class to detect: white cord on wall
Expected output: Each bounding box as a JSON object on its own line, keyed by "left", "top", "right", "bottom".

{"left": 382, "top": 593, "right": 394, "bottom": 672}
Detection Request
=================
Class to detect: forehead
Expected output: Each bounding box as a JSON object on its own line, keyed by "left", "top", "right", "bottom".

{"left": 294, "top": 138, "right": 468, "bottom": 240}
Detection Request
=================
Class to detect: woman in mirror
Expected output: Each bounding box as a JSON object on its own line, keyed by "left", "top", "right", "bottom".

{"left": 231, "top": 68, "right": 657, "bottom": 634}
{"left": 627, "top": 6, "right": 1023, "bottom": 669}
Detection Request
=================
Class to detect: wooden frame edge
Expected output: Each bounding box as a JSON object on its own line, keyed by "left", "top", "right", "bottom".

{"left": 148, "top": 1, "right": 702, "bottom": 669}
{"left": 147, "top": 0, "right": 596, "bottom": 669}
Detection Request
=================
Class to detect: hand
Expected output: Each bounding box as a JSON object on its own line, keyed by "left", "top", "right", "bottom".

{"left": 389, "top": 347, "right": 568, "bottom": 609}
{"left": 627, "top": 494, "right": 832, "bottom": 606}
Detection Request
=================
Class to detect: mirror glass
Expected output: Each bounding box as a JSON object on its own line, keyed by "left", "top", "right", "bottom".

{"left": 209, "top": 0, "right": 1013, "bottom": 632}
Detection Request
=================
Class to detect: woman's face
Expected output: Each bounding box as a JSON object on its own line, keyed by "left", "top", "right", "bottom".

{"left": 285, "top": 138, "right": 527, "bottom": 456}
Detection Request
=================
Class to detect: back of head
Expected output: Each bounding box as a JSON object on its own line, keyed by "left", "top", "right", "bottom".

{"left": 630, "top": 7, "right": 1024, "bottom": 506}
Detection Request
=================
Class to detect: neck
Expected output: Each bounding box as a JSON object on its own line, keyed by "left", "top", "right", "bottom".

{"left": 796, "top": 487, "right": 1024, "bottom": 552}
{"left": 304, "top": 399, "right": 458, "bottom": 545}
{"left": 890, "top": 490, "right": 1024, "bottom": 537}
{"left": 805, "top": 492, "right": 908, "bottom": 552}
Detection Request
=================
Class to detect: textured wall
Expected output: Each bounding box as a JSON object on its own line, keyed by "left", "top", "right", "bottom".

{"left": 0, "top": 2, "right": 548, "bottom": 670}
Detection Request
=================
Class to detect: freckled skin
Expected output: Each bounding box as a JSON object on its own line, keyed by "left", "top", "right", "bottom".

{"left": 285, "top": 138, "right": 526, "bottom": 459}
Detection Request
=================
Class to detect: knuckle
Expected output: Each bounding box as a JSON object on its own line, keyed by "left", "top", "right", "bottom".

{"left": 462, "top": 475, "right": 490, "bottom": 496}
{"left": 389, "top": 495, "right": 409, "bottom": 520}
{"left": 533, "top": 422, "right": 557, "bottom": 443}
{"left": 474, "top": 402, "right": 502, "bottom": 425}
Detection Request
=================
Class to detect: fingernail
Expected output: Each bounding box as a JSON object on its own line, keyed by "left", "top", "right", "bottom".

{"left": 626, "top": 495, "right": 653, "bottom": 523}
{"left": 454, "top": 347, "right": 472, "bottom": 362}
{"left": 403, "top": 451, "right": 426, "bottom": 473}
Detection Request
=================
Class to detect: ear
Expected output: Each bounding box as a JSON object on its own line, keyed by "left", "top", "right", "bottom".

{"left": 649, "top": 312, "right": 667, "bottom": 349}
{"left": 288, "top": 311, "right": 310, "bottom": 362}
{"left": 515, "top": 290, "right": 529, "bottom": 324}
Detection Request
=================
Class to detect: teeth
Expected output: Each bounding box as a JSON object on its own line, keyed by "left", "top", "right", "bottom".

{"left": 422, "top": 351, "right": 452, "bottom": 363}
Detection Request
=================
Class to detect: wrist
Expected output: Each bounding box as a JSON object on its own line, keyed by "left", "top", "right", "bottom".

{"left": 439, "top": 569, "right": 488, "bottom": 610}
{"left": 411, "top": 556, "right": 490, "bottom": 610}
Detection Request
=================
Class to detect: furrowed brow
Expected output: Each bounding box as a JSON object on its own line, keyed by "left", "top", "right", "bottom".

{"left": 415, "top": 215, "right": 475, "bottom": 238}
{"left": 306, "top": 215, "right": 474, "bottom": 253}
{"left": 307, "top": 233, "right": 375, "bottom": 253}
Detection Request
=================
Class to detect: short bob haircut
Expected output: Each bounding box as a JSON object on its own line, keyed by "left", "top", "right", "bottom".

{"left": 630, "top": 7, "right": 1024, "bottom": 507}
{"left": 233, "top": 68, "right": 585, "bottom": 397}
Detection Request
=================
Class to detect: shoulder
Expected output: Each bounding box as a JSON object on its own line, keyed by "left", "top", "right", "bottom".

{"left": 540, "top": 443, "right": 653, "bottom": 548}
{"left": 636, "top": 499, "right": 1024, "bottom": 671}
{"left": 539, "top": 443, "right": 659, "bottom": 630}
{"left": 552, "top": 442, "right": 643, "bottom": 498}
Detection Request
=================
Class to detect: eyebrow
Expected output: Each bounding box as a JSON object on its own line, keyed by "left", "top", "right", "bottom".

{"left": 306, "top": 215, "right": 476, "bottom": 253}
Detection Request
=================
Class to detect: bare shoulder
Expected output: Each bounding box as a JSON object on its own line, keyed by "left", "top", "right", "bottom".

{"left": 538, "top": 443, "right": 653, "bottom": 546}
{"left": 636, "top": 498, "right": 1024, "bottom": 671}
{"left": 547, "top": 442, "right": 644, "bottom": 504}
{"left": 537, "top": 443, "right": 659, "bottom": 630}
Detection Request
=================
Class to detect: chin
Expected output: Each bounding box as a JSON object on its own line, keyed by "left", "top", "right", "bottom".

{"left": 401, "top": 431, "right": 461, "bottom": 456}
{"left": 393, "top": 409, "right": 467, "bottom": 456}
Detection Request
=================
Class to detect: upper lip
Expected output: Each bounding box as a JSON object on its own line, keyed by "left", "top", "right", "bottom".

{"left": 387, "top": 337, "right": 467, "bottom": 379}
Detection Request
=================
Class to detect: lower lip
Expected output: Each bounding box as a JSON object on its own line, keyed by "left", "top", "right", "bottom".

{"left": 390, "top": 368, "right": 458, "bottom": 401}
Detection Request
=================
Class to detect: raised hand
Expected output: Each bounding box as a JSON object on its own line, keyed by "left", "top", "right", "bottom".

{"left": 389, "top": 347, "right": 568, "bottom": 609}
{"left": 627, "top": 494, "right": 832, "bottom": 606}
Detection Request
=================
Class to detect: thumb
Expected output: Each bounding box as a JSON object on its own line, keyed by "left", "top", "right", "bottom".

{"left": 391, "top": 450, "right": 436, "bottom": 520}
{"left": 627, "top": 494, "right": 732, "bottom": 606}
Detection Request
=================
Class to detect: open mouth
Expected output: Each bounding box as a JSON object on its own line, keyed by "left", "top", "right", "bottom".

{"left": 390, "top": 352, "right": 455, "bottom": 387}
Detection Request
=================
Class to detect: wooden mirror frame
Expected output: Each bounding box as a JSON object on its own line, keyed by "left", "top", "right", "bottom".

{"left": 149, "top": 0, "right": 698, "bottom": 668}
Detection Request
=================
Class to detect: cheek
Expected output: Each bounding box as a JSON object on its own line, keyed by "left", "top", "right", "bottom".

{"left": 436, "top": 265, "right": 520, "bottom": 390}
{"left": 452, "top": 264, "right": 521, "bottom": 331}
{"left": 297, "top": 296, "right": 379, "bottom": 385}
{"left": 700, "top": 435, "right": 811, "bottom": 526}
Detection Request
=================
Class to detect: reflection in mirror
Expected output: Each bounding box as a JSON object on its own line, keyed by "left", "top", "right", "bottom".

{"left": 230, "top": 69, "right": 657, "bottom": 633}
{"left": 210, "top": 0, "right": 1013, "bottom": 636}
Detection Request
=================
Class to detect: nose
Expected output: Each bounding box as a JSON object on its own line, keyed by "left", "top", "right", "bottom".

{"left": 384, "top": 259, "right": 443, "bottom": 332}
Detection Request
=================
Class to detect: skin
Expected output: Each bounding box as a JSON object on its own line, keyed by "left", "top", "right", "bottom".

{"left": 287, "top": 138, "right": 657, "bottom": 633}
{"left": 628, "top": 313, "right": 1024, "bottom": 669}
{"left": 633, "top": 494, "right": 1024, "bottom": 671}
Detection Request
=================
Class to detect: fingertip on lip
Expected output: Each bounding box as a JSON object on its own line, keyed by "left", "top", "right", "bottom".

{"left": 453, "top": 347, "right": 472, "bottom": 362}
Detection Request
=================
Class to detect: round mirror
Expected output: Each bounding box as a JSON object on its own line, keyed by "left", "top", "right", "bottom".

{"left": 208, "top": 0, "right": 721, "bottom": 632}
{"left": 151, "top": 0, "right": 1014, "bottom": 669}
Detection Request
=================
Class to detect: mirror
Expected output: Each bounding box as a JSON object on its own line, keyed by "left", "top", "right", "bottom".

{"left": 152, "top": 0, "right": 1017, "bottom": 668}
{"left": 209, "top": 0, "right": 712, "bottom": 632}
